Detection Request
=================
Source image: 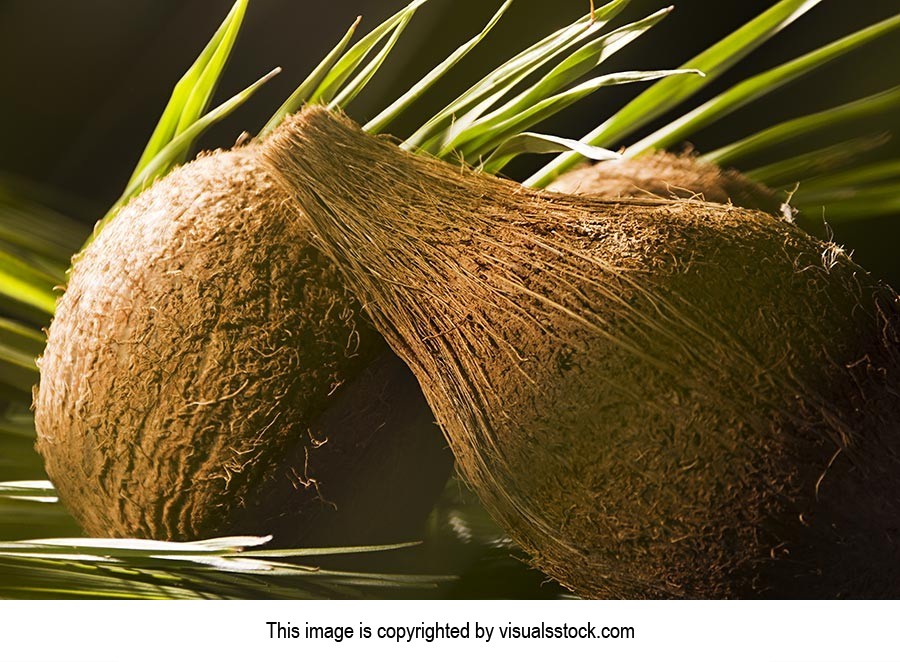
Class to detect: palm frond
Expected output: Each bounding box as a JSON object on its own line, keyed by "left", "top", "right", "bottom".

{"left": 623, "top": 13, "right": 900, "bottom": 157}
{"left": 704, "top": 86, "right": 900, "bottom": 167}
{"left": 526, "top": 0, "right": 825, "bottom": 187}
{"left": 0, "top": 534, "right": 451, "bottom": 599}
{"left": 746, "top": 135, "right": 890, "bottom": 188}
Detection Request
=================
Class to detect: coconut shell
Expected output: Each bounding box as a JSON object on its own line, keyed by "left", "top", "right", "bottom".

{"left": 34, "top": 146, "right": 452, "bottom": 545}
{"left": 263, "top": 107, "right": 900, "bottom": 598}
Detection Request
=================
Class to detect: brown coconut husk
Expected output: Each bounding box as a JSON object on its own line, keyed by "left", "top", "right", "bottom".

{"left": 551, "top": 153, "right": 829, "bottom": 239}
{"left": 549, "top": 151, "right": 783, "bottom": 216}
{"left": 34, "top": 146, "right": 452, "bottom": 545}
{"left": 263, "top": 107, "right": 900, "bottom": 598}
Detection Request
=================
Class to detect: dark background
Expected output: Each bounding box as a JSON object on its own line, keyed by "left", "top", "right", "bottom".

{"left": 1, "top": 0, "right": 898, "bottom": 279}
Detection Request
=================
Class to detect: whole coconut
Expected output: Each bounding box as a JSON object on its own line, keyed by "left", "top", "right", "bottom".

{"left": 264, "top": 107, "right": 900, "bottom": 598}
{"left": 34, "top": 145, "right": 453, "bottom": 545}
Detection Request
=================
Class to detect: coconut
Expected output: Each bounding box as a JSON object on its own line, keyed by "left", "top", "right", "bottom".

{"left": 549, "top": 152, "right": 781, "bottom": 215}
{"left": 551, "top": 153, "right": 831, "bottom": 239}
{"left": 34, "top": 145, "right": 453, "bottom": 545}
{"left": 263, "top": 107, "right": 900, "bottom": 598}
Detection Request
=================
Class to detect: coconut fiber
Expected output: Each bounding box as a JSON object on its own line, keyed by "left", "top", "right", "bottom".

{"left": 263, "top": 107, "right": 900, "bottom": 598}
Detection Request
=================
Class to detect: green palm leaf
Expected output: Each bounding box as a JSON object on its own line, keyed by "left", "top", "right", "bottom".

{"left": 526, "top": 0, "right": 825, "bottom": 187}
{"left": 128, "top": 0, "right": 250, "bottom": 185}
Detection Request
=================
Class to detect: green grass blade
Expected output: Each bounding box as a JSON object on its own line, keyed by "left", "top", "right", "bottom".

{"left": 705, "top": 86, "right": 900, "bottom": 167}
{"left": 365, "top": 0, "right": 513, "bottom": 134}
{"left": 127, "top": 0, "right": 249, "bottom": 186}
{"left": 746, "top": 134, "right": 889, "bottom": 188}
{"left": 483, "top": 131, "right": 621, "bottom": 173}
{"left": 405, "top": 0, "right": 629, "bottom": 152}
{"left": 308, "top": 0, "right": 428, "bottom": 105}
{"left": 93, "top": 68, "right": 281, "bottom": 242}
{"left": 328, "top": 11, "right": 417, "bottom": 110}
{"left": 445, "top": 69, "right": 699, "bottom": 163}
{"left": 525, "top": 0, "right": 824, "bottom": 188}
{"left": 624, "top": 13, "right": 900, "bottom": 157}
{"left": 260, "top": 17, "right": 362, "bottom": 136}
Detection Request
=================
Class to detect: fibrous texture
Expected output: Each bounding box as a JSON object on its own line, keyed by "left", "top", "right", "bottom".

{"left": 550, "top": 152, "right": 781, "bottom": 216}
{"left": 35, "top": 146, "right": 452, "bottom": 545}
{"left": 264, "top": 107, "right": 900, "bottom": 597}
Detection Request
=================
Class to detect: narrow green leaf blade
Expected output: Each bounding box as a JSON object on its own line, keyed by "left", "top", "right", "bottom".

{"left": 0, "top": 249, "right": 58, "bottom": 315}
{"left": 309, "top": 0, "right": 427, "bottom": 105}
{"left": 799, "top": 159, "right": 900, "bottom": 192}
{"left": 509, "top": 7, "right": 672, "bottom": 118}
{"left": 0, "top": 355, "right": 38, "bottom": 395}
{"left": 746, "top": 134, "right": 889, "bottom": 187}
{"left": 170, "top": 0, "right": 249, "bottom": 160}
{"left": 238, "top": 541, "right": 421, "bottom": 558}
{"left": 0, "top": 317, "right": 43, "bottom": 358}
{"left": 0, "top": 181, "right": 84, "bottom": 264}
{"left": 126, "top": 0, "right": 249, "bottom": 186}
{"left": 705, "top": 85, "right": 900, "bottom": 166}
{"left": 365, "top": 0, "right": 513, "bottom": 134}
{"left": 483, "top": 131, "right": 621, "bottom": 173}
{"left": 405, "top": 0, "right": 629, "bottom": 151}
{"left": 0, "top": 319, "right": 42, "bottom": 394}
{"left": 436, "top": 6, "right": 670, "bottom": 155}
{"left": 261, "top": 17, "right": 362, "bottom": 136}
{"left": 0, "top": 412, "right": 35, "bottom": 441}
{"left": 447, "top": 69, "right": 700, "bottom": 163}
{"left": 329, "top": 11, "right": 417, "bottom": 110}
{"left": 92, "top": 68, "right": 281, "bottom": 243}
{"left": 0, "top": 481, "right": 56, "bottom": 503}
{"left": 796, "top": 185, "right": 900, "bottom": 224}
{"left": 796, "top": 182, "right": 899, "bottom": 205}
